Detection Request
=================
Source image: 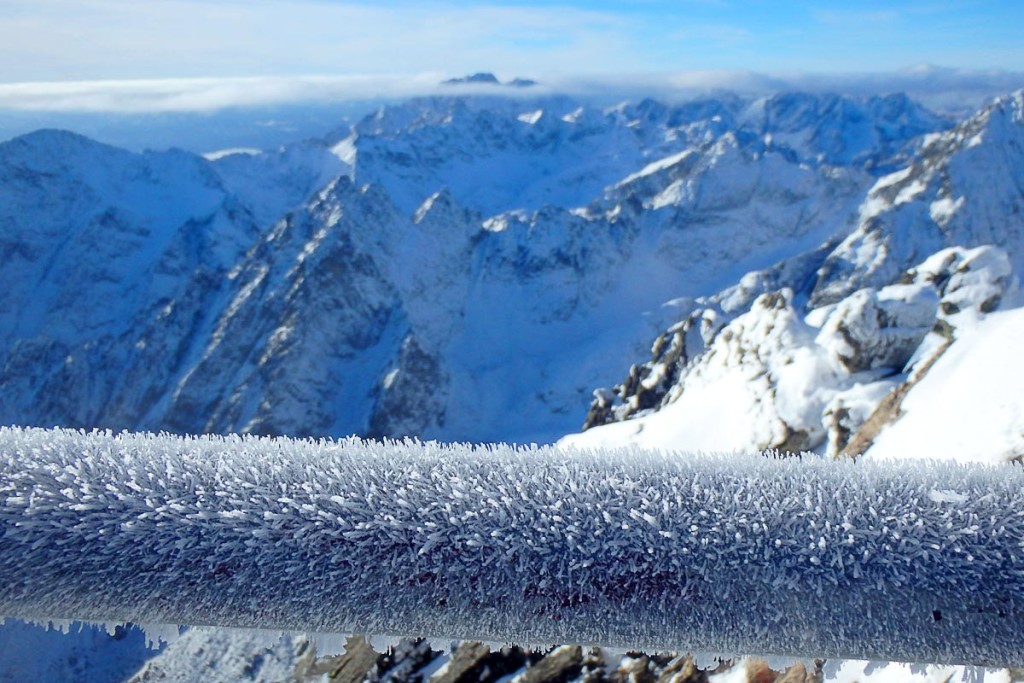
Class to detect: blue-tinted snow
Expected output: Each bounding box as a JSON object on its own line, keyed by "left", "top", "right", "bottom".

{"left": 1, "top": 427, "right": 1023, "bottom": 667}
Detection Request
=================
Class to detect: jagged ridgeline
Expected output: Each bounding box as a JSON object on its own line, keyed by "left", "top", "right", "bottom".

{"left": 3, "top": 427, "right": 1024, "bottom": 669}
{"left": 571, "top": 92, "right": 1024, "bottom": 460}
{"left": 0, "top": 90, "right": 955, "bottom": 445}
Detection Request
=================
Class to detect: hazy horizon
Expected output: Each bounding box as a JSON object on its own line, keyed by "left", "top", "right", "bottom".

{"left": 3, "top": 1, "right": 1023, "bottom": 151}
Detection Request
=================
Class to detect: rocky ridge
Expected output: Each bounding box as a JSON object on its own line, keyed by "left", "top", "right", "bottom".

{"left": 573, "top": 92, "right": 1024, "bottom": 460}
{"left": 0, "top": 90, "right": 943, "bottom": 445}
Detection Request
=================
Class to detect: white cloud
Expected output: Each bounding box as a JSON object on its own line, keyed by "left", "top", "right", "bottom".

{"left": 3, "top": 0, "right": 1022, "bottom": 92}
{"left": 0, "top": 75, "right": 455, "bottom": 112}
{"left": 0, "top": 66, "right": 1020, "bottom": 115}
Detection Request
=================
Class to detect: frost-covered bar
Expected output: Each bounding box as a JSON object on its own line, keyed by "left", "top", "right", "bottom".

{"left": 1, "top": 426, "right": 1023, "bottom": 666}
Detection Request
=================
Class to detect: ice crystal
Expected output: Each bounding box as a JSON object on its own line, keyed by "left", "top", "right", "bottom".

{"left": 1, "top": 427, "right": 1023, "bottom": 666}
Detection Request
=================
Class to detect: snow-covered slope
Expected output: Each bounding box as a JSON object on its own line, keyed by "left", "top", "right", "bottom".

{"left": 864, "top": 305, "right": 1024, "bottom": 463}
{"left": 565, "top": 244, "right": 1019, "bottom": 456}
{"left": 567, "top": 90, "right": 1024, "bottom": 464}
{"left": 0, "top": 130, "right": 261, "bottom": 432}
{"left": 810, "top": 91, "right": 1024, "bottom": 305}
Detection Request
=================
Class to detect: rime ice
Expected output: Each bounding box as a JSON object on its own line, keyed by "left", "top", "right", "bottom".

{"left": 1, "top": 427, "right": 1024, "bottom": 667}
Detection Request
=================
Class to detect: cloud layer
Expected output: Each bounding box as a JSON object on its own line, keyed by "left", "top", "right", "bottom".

{"left": 0, "top": 68, "right": 1021, "bottom": 114}
{"left": 2, "top": 1, "right": 1023, "bottom": 116}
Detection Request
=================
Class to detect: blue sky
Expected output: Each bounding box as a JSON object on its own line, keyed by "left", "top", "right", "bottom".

{"left": 2, "top": 0, "right": 1023, "bottom": 82}
{"left": 0, "top": 0, "right": 1021, "bottom": 111}
{"left": 447, "top": 0, "right": 1024, "bottom": 72}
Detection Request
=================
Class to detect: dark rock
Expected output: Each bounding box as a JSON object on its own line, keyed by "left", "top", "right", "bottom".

{"left": 431, "top": 641, "right": 490, "bottom": 683}
{"left": 980, "top": 294, "right": 1003, "bottom": 313}
{"left": 774, "top": 423, "right": 811, "bottom": 454}
{"left": 442, "top": 73, "right": 501, "bottom": 86}
{"left": 745, "top": 660, "right": 777, "bottom": 683}
{"left": 375, "top": 639, "right": 439, "bottom": 683}
{"left": 610, "top": 654, "right": 659, "bottom": 683}
{"left": 368, "top": 335, "right": 448, "bottom": 439}
{"left": 774, "top": 661, "right": 811, "bottom": 683}
{"left": 817, "top": 284, "right": 938, "bottom": 373}
{"left": 581, "top": 309, "right": 713, "bottom": 431}
{"left": 432, "top": 642, "right": 528, "bottom": 683}
{"left": 823, "top": 405, "right": 854, "bottom": 455}
{"left": 582, "top": 387, "right": 617, "bottom": 431}
{"left": 518, "top": 646, "right": 583, "bottom": 683}
{"left": 577, "top": 648, "right": 607, "bottom": 683}
{"left": 657, "top": 655, "right": 707, "bottom": 683}
{"left": 302, "top": 636, "right": 381, "bottom": 683}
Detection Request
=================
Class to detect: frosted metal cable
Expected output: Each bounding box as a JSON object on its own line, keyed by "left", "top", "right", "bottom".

{"left": 1, "top": 427, "right": 1023, "bottom": 666}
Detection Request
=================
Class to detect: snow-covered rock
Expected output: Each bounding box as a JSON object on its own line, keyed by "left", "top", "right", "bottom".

{"left": 863, "top": 305, "right": 1024, "bottom": 464}
{"left": 815, "top": 283, "right": 938, "bottom": 373}
{"left": 740, "top": 91, "right": 947, "bottom": 170}
{"left": 0, "top": 130, "right": 261, "bottom": 433}
{"left": 573, "top": 91, "right": 1024, "bottom": 464}
{"left": 565, "top": 289, "right": 842, "bottom": 454}
{"left": 209, "top": 138, "right": 352, "bottom": 227}
{"left": 810, "top": 91, "right": 1024, "bottom": 307}
{"left": 572, "top": 239, "right": 1020, "bottom": 459}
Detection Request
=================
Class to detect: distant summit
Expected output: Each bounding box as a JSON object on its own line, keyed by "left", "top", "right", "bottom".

{"left": 442, "top": 72, "right": 500, "bottom": 85}
{"left": 441, "top": 73, "right": 537, "bottom": 88}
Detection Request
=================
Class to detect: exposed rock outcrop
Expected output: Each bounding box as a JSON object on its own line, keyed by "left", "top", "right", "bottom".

{"left": 815, "top": 283, "right": 938, "bottom": 373}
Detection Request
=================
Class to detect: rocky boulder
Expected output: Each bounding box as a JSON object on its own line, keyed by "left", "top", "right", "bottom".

{"left": 815, "top": 283, "right": 938, "bottom": 373}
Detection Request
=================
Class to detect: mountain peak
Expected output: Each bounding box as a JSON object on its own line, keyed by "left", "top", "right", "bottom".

{"left": 441, "top": 73, "right": 538, "bottom": 88}
{"left": 1, "top": 128, "right": 117, "bottom": 157}
{"left": 442, "top": 72, "right": 500, "bottom": 86}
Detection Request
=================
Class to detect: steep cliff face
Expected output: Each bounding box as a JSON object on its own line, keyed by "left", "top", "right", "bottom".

{"left": 157, "top": 178, "right": 410, "bottom": 438}
{"left": 0, "top": 130, "right": 261, "bottom": 431}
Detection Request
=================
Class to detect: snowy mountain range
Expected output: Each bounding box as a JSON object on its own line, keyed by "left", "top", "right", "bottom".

{"left": 1, "top": 86, "right": 1023, "bottom": 682}
{"left": 567, "top": 91, "right": 1024, "bottom": 464}
{"left": 0, "top": 90, "right": 949, "bottom": 445}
